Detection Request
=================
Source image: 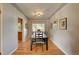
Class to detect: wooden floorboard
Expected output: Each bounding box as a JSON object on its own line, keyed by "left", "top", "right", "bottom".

{"left": 12, "top": 38, "right": 64, "bottom": 55}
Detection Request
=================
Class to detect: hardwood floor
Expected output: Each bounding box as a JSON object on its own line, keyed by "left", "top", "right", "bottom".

{"left": 12, "top": 38, "right": 64, "bottom": 55}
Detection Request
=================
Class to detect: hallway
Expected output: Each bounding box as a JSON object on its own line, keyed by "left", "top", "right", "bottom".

{"left": 13, "top": 38, "right": 64, "bottom": 55}
{"left": 1, "top": 3, "right": 79, "bottom": 55}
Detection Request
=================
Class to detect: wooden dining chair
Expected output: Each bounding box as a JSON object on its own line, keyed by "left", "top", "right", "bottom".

{"left": 34, "top": 32, "right": 45, "bottom": 51}
{"left": 30, "top": 31, "right": 48, "bottom": 51}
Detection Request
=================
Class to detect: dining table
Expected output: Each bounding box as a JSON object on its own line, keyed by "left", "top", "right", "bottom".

{"left": 30, "top": 31, "right": 48, "bottom": 51}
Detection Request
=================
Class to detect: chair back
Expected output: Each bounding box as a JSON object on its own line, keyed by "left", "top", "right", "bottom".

{"left": 35, "top": 31, "right": 44, "bottom": 42}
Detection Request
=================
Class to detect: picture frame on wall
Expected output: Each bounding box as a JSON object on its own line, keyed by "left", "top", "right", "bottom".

{"left": 59, "top": 17, "right": 67, "bottom": 30}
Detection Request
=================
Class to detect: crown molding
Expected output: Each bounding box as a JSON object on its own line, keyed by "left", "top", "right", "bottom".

{"left": 11, "top": 3, "right": 29, "bottom": 20}
{"left": 48, "top": 3, "right": 67, "bottom": 20}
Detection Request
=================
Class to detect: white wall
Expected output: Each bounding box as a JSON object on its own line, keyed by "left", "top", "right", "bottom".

{"left": 22, "top": 18, "right": 28, "bottom": 42}
{"left": 1, "top": 4, "right": 28, "bottom": 55}
{"left": 50, "top": 3, "right": 79, "bottom": 55}
{"left": 0, "top": 4, "right": 2, "bottom": 53}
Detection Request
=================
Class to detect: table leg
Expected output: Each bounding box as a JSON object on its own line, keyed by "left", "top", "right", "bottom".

{"left": 46, "top": 38, "right": 48, "bottom": 51}
{"left": 30, "top": 39, "right": 33, "bottom": 51}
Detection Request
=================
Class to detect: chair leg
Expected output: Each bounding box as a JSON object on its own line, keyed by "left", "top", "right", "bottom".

{"left": 30, "top": 44, "right": 32, "bottom": 51}
{"left": 46, "top": 39, "right": 48, "bottom": 51}
{"left": 36, "top": 43, "right": 38, "bottom": 52}
{"left": 42, "top": 44, "right": 43, "bottom": 51}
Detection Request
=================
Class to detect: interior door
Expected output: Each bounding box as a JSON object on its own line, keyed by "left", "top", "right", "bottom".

{"left": 18, "top": 18, "right": 23, "bottom": 42}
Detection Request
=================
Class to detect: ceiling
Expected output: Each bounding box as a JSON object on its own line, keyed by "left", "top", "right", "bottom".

{"left": 14, "top": 3, "right": 66, "bottom": 20}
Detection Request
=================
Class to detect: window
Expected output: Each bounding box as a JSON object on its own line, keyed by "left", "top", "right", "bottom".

{"left": 32, "top": 24, "right": 45, "bottom": 32}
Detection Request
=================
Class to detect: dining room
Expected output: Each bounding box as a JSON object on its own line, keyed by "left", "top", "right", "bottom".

{"left": 12, "top": 19, "right": 64, "bottom": 55}
{"left": 1, "top": 0, "right": 79, "bottom": 59}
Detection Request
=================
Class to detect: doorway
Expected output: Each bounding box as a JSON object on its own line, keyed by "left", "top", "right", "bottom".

{"left": 18, "top": 18, "right": 23, "bottom": 43}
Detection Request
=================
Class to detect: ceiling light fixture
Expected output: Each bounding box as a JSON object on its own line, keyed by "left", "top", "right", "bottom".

{"left": 33, "top": 11, "right": 44, "bottom": 16}
{"left": 35, "top": 11, "right": 43, "bottom": 16}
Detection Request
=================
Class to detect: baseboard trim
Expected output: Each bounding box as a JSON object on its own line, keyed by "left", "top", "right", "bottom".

{"left": 51, "top": 40, "right": 68, "bottom": 55}
{"left": 9, "top": 47, "right": 18, "bottom": 55}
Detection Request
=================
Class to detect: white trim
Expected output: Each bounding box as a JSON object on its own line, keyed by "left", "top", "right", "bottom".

{"left": 50, "top": 39, "right": 68, "bottom": 55}
{"left": 9, "top": 47, "right": 18, "bottom": 55}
